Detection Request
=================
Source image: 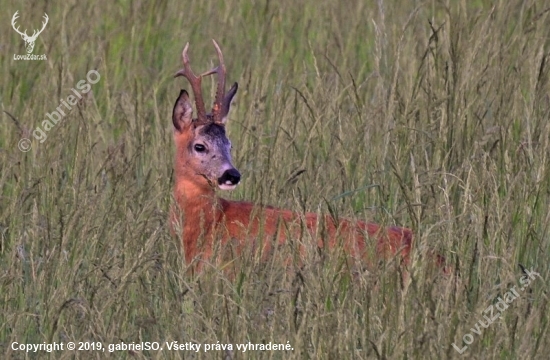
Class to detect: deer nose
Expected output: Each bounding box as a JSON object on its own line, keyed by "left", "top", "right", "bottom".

{"left": 218, "top": 168, "right": 241, "bottom": 186}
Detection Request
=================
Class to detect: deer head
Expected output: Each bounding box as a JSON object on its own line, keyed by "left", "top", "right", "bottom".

{"left": 11, "top": 11, "right": 48, "bottom": 54}
{"left": 172, "top": 40, "right": 240, "bottom": 192}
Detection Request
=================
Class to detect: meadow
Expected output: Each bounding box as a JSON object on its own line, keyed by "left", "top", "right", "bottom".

{"left": 1, "top": 0, "right": 549, "bottom": 358}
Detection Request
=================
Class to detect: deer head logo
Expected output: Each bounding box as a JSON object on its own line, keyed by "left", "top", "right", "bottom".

{"left": 11, "top": 11, "right": 48, "bottom": 54}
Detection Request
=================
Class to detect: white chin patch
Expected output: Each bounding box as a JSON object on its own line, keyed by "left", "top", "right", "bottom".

{"left": 218, "top": 183, "right": 237, "bottom": 190}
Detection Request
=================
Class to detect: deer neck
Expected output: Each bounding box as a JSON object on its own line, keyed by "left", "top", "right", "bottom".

{"left": 174, "top": 177, "right": 224, "bottom": 243}
{"left": 175, "top": 176, "right": 221, "bottom": 213}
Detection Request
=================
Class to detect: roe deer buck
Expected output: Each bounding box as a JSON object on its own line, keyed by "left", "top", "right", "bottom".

{"left": 171, "top": 40, "right": 415, "bottom": 272}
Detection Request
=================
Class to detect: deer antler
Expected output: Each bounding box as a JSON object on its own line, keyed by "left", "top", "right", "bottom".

{"left": 11, "top": 12, "right": 48, "bottom": 40}
{"left": 202, "top": 40, "right": 238, "bottom": 124}
{"left": 175, "top": 41, "right": 238, "bottom": 125}
{"left": 11, "top": 11, "right": 28, "bottom": 38}
{"left": 30, "top": 13, "right": 49, "bottom": 40}
{"left": 174, "top": 43, "right": 208, "bottom": 124}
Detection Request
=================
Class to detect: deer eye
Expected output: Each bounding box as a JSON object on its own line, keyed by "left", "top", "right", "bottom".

{"left": 194, "top": 144, "right": 206, "bottom": 153}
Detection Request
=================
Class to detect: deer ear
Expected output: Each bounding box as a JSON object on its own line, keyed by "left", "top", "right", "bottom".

{"left": 220, "top": 82, "right": 238, "bottom": 124}
{"left": 172, "top": 90, "right": 193, "bottom": 132}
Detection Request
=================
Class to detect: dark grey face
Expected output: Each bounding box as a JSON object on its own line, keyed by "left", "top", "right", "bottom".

{"left": 200, "top": 122, "right": 228, "bottom": 143}
{"left": 190, "top": 122, "right": 241, "bottom": 190}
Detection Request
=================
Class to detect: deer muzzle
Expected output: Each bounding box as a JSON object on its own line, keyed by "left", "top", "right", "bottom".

{"left": 218, "top": 168, "right": 241, "bottom": 190}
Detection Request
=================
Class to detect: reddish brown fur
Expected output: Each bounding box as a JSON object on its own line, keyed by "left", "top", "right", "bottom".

{"left": 170, "top": 41, "right": 414, "bottom": 272}
{"left": 171, "top": 125, "right": 413, "bottom": 270}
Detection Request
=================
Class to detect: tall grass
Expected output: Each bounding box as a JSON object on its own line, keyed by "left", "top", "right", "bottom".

{"left": 1, "top": 0, "right": 549, "bottom": 358}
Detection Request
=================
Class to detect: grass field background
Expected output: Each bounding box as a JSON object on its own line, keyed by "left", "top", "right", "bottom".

{"left": 1, "top": 0, "right": 549, "bottom": 358}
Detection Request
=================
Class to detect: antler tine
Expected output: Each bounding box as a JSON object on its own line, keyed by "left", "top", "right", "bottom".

{"left": 174, "top": 43, "right": 208, "bottom": 123}
{"left": 11, "top": 11, "right": 28, "bottom": 37}
{"left": 31, "top": 13, "right": 49, "bottom": 38}
{"left": 201, "top": 40, "right": 226, "bottom": 124}
{"left": 38, "top": 13, "right": 48, "bottom": 33}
